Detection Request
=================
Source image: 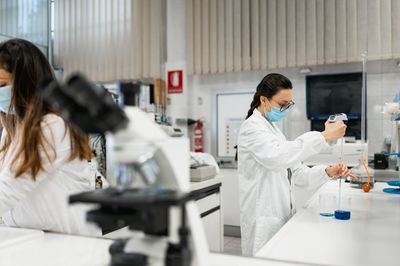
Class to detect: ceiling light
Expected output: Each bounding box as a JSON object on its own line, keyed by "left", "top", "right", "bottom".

{"left": 300, "top": 67, "right": 311, "bottom": 73}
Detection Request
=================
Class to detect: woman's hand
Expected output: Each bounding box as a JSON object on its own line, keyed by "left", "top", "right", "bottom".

{"left": 321, "top": 121, "right": 347, "bottom": 142}
{"left": 325, "top": 163, "right": 351, "bottom": 178}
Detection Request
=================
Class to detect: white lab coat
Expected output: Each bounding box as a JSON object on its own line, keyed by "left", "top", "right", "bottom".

{"left": 238, "top": 109, "right": 330, "bottom": 256}
{"left": 0, "top": 114, "right": 101, "bottom": 236}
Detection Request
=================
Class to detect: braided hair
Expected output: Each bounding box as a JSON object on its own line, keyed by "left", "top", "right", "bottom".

{"left": 245, "top": 73, "right": 293, "bottom": 119}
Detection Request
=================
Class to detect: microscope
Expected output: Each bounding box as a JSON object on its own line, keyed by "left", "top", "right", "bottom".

{"left": 41, "top": 74, "right": 208, "bottom": 266}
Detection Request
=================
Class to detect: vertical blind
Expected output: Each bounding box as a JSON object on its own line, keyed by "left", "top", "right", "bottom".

{"left": 0, "top": 0, "right": 49, "bottom": 56}
{"left": 186, "top": 0, "right": 400, "bottom": 75}
{"left": 54, "top": 0, "right": 162, "bottom": 82}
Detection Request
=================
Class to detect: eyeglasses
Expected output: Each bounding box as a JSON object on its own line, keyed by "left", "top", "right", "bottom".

{"left": 267, "top": 98, "right": 296, "bottom": 112}
{"left": 280, "top": 100, "right": 295, "bottom": 112}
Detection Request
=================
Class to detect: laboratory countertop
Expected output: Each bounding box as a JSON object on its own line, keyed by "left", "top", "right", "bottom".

{"left": 190, "top": 175, "right": 223, "bottom": 191}
{"left": 256, "top": 180, "right": 400, "bottom": 266}
{"left": 373, "top": 168, "right": 398, "bottom": 181}
{"left": 0, "top": 227, "right": 312, "bottom": 266}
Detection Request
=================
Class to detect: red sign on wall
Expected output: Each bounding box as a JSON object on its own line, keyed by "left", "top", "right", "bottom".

{"left": 167, "top": 70, "right": 183, "bottom": 94}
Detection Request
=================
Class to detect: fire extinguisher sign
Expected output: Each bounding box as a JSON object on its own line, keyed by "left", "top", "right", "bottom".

{"left": 167, "top": 70, "right": 183, "bottom": 94}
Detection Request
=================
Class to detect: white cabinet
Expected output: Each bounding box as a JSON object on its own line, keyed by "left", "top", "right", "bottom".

{"left": 220, "top": 169, "right": 240, "bottom": 227}
{"left": 191, "top": 177, "right": 223, "bottom": 252}
{"left": 201, "top": 209, "right": 222, "bottom": 252}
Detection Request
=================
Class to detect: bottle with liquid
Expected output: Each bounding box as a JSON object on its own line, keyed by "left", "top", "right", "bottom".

{"left": 95, "top": 176, "right": 103, "bottom": 190}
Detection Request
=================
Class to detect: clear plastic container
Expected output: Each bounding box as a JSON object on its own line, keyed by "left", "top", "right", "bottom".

{"left": 335, "top": 196, "right": 352, "bottom": 220}
{"left": 337, "top": 195, "right": 351, "bottom": 211}
{"left": 319, "top": 194, "right": 336, "bottom": 217}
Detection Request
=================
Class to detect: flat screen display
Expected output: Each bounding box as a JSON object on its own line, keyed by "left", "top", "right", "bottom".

{"left": 306, "top": 72, "right": 363, "bottom": 120}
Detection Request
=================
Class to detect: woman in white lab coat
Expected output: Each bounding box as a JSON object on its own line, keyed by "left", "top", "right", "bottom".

{"left": 238, "top": 73, "right": 349, "bottom": 256}
{"left": 0, "top": 39, "right": 100, "bottom": 235}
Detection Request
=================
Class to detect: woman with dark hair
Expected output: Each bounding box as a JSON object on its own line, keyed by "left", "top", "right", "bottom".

{"left": 238, "top": 73, "right": 350, "bottom": 255}
{"left": 0, "top": 38, "right": 100, "bottom": 235}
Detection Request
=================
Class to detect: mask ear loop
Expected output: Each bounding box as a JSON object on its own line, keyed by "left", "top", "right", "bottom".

{"left": 261, "top": 97, "right": 267, "bottom": 116}
{"left": 262, "top": 96, "right": 272, "bottom": 114}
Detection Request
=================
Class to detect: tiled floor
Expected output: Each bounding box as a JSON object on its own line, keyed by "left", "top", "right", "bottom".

{"left": 223, "top": 236, "right": 241, "bottom": 255}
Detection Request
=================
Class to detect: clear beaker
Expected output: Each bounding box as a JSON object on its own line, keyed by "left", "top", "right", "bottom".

{"left": 335, "top": 196, "right": 352, "bottom": 220}
{"left": 337, "top": 196, "right": 352, "bottom": 212}
{"left": 319, "top": 194, "right": 336, "bottom": 217}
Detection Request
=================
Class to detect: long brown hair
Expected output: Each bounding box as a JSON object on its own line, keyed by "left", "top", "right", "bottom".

{"left": 0, "top": 38, "right": 92, "bottom": 180}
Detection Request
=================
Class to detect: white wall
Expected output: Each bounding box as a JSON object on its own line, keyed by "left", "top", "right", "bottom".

{"left": 165, "top": 0, "right": 189, "bottom": 136}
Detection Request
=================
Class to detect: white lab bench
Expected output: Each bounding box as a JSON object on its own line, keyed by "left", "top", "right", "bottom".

{"left": 3, "top": 179, "right": 399, "bottom": 266}
{"left": 0, "top": 228, "right": 312, "bottom": 266}
{"left": 257, "top": 180, "right": 400, "bottom": 266}
{"left": 190, "top": 176, "right": 223, "bottom": 252}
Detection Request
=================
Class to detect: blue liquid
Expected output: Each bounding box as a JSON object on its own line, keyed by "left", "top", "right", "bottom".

{"left": 334, "top": 210, "right": 351, "bottom": 220}
{"left": 383, "top": 188, "right": 400, "bottom": 194}
{"left": 320, "top": 213, "right": 334, "bottom": 217}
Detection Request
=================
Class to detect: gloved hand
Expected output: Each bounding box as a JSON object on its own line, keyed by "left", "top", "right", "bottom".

{"left": 325, "top": 163, "right": 351, "bottom": 178}
{"left": 321, "top": 120, "right": 346, "bottom": 142}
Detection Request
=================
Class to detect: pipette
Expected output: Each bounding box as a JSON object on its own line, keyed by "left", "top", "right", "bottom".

{"left": 338, "top": 138, "right": 343, "bottom": 209}
{"left": 327, "top": 113, "right": 348, "bottom": 210}
{"left": 334, "top": 140, "right": 352, "bottom": 220}
{"left": 359, "top": 51, "right": 372, "bottom": 194}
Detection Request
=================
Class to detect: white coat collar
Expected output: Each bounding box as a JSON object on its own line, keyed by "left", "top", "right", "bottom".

{"left": 252, "top": 108, "right": 286, "bottom": 140}
{"left": 253, "top": 108, "right": 275, "bottom": 128}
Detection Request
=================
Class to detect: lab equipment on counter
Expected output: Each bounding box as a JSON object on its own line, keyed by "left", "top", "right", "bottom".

{"left": 349, "top": 52, "right": 375, "bottom": 193}
{"left": 327, "top": 113, "right": 351, "bottom": 219}
{"left": 374, "top": 153, "right": 389, "bottom": 169}
{"left": 350, "top": 157, "right": 375, "bottom": 191}
{"left": 95, "top": 176, "right": 103, "bottom": 189}
{"left": 319, "top": 194, "right": 336, "bottom": 217}
{"left": 42, "top": 74, "right": 208, "bottom": 266}
{"left": 382, "top": 104, "right": 400, "bottom": 192}
{"left": 190, "top": 152, "right": 219, "bottom": 182}
{"left": 161, "top": 125, "right": 184, "bottom": 137}
{"left": 190, "top": 165, "right": 217, "bottom": 182}
{"left": 383, "top": 180, "right": 400, "bottom": 194}
{"left": 361, "top": 157, "right": 372, "bottom": 192}
{"left": 304, "top": 141, "right": 366, "bottom": 167}
{"left": 382, "top": 92, "right": 400, "bottom": 171}
{"left": 334, "top": 196, "right": 352, "bottom": 220}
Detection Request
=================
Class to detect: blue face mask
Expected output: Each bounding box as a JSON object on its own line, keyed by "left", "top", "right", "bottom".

{"left": 265, "top": 106, "right": 288, "bottom": 122}
{"left": 0, "top": 84, "right": 12, "bottom": 113}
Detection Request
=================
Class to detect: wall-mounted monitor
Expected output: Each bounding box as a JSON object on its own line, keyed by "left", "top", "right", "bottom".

{"left": 306, "top": 72, "right": 365, "bottom": 139}
{"left": 306, "top": 72, "right": 363, "bottom": 120}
